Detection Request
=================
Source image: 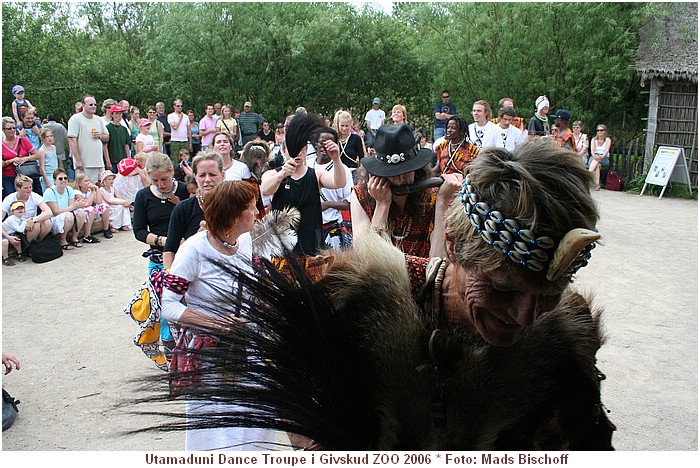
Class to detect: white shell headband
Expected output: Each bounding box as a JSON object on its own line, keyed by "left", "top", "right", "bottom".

{"left": 459, "top": 176, "right": 599, "bottom": 281}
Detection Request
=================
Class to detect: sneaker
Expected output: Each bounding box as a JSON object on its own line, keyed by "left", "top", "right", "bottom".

{"left": 103, "top": 229, "right": 113, "bottom": 239}
{"left": 84, "top": 234, "right": 101, "bottom": 244}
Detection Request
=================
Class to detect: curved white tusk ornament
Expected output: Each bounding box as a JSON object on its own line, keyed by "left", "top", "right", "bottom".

{"left": 546, "top": 228, "right": 601, "bottom": 281}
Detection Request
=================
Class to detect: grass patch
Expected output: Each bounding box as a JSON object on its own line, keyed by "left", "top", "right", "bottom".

{"left": 625, "top": 174, "right": 697, "bottom": 199}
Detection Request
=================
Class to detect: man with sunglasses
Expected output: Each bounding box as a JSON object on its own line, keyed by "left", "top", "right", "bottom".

{"left": 67, "top": 95, "right": 110, "bottom": 183}
{"left": 433, "top": 90, "right": 457, "bottom": 141}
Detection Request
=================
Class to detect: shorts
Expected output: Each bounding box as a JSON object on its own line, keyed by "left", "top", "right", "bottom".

{"left": 50, "top": 212, "right": 71, "bottom": 234}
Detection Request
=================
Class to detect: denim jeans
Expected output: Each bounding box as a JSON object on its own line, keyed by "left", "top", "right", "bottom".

{"left": 366, "top": 129, "right": 377, "bottom": 148}
{"left": 433, "top": 126, "right": 446, "bottom": 141}
{"left": 2, "top": 175, "right": 16, "bottom": 199}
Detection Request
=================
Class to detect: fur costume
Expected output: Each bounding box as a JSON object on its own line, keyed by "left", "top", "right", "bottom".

{"left": 134, "top": 230, "right": 614, "bottom": 450}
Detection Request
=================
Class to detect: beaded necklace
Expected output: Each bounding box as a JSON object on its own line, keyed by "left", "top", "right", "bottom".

{"left": 390, "top": 211, "right": 414, "bottom": 255}
{"left": 442, "top": 138, "right": 466, "bottom": 174}
{"left": 154, "top": 178, "right": 177, "bottom": 203}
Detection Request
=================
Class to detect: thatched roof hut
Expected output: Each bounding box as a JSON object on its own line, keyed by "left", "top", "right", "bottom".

{"left": 635, "top": 2, "right": 698, "bottom": 187}
{"left": 636, "top": 3, "right": 698, "bottom": 84}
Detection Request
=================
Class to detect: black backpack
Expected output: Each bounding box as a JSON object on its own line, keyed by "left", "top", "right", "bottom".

{"left": 2, "top": 389, "right": 20, "bottom": 431}
{"left": 29, "top": 232, "right": 63, "bottom": 263}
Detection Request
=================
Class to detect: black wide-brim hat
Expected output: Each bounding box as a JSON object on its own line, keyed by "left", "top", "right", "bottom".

{"left": 360, "top": 124, "right": 433, "bottom": 178}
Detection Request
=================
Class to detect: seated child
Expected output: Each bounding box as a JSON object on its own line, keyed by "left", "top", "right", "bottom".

{"left": 99, "top": 170, "right": 132, "bottom": 232}
{"left": 73, "top": 173, "right": 110, "bottom": 243}
{"left": 114, "top": 151, "right": 149, "bottom": 205}
{"left": 2, "top": 200, "right": 29, "bottom": 265}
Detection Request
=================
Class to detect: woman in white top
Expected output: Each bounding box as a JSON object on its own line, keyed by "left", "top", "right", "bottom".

{"left": 212, "top": 131, "right": 251, "bottom": 181}
{"left": 589, "top": 124, "right": 611, "bottom": 191}
{"left": 572, "top": 120, "right": 589, "bottom": 166}
{"left": 1, "top": 174, "right": 53, "bottom": 243}
{"left": 161, "top": 180, "right": 288, "bottom": 451}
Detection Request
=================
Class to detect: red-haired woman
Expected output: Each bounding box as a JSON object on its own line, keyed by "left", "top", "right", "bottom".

{"left": 161, "top": 180, "right": 288, "bottom": 451}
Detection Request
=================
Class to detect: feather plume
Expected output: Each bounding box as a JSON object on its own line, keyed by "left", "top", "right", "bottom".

{"left": 250, "top": 207, "right": 300, "bottom": 258}
{"left": 125, "top": 231, "right": 614, "bottom": 450}
{"left": 285, "top": 113, "right": 326, "bottom": 160}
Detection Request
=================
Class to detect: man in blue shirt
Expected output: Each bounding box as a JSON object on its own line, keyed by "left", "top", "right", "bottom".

{"left": 433, "top": 90, "right": 457, "bottom": 141}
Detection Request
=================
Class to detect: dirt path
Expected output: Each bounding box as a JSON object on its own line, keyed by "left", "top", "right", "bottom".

{"left": 1, "top": 189, "right": 697, "bottom": 452}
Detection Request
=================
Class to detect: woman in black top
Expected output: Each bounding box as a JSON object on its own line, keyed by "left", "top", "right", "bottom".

{"left": 132, "top": 152, "right": 189, "bottom": 275}
{"left": 332, "top": 110, "right": 365, "bottom": 173}
{"left": 162, "top": 150, "right": 224, "bottom": 269}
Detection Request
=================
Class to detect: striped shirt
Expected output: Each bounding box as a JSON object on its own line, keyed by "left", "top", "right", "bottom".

{"left": 239, "top": 112, "right": 264, "bottom": 136}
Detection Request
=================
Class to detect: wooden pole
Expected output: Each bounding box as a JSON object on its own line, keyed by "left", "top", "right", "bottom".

{"left": 643, "top": 78, "right": 662, "bottom": 171}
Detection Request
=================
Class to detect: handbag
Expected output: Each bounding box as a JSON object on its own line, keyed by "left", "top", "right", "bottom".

{"left": 13, "top": 138, "right": 41, "bottom": 178}
{"left": 2, "top": 388, "right": 20, "bottom": 431}
{"left": 16, "top": 160, "right": 41, "bottom": 178}
{"left": 28, "top": 232, "right": 63, "bottom": 263}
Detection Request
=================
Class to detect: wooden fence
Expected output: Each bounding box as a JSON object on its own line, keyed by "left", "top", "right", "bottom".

{"left": 607, "top": 138, "right": 646, "bottom": 185}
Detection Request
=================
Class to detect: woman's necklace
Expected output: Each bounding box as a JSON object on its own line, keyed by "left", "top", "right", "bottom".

{"left": 220, "top": 237, "right": 239, "bottom": 253}
{"left": 196, "top": 190, "right": 205, "bottom": 210}
{"left": 154, "top": 178, "right": 177, "bottom": 203}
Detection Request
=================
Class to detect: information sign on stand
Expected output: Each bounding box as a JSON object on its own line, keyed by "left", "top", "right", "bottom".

{"left": 640, "top": 146, "right": 692, "bottom": 199}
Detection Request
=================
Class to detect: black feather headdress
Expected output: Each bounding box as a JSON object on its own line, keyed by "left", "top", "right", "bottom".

{"left": 126, "top": 231, "right": 615, "bottom": 450}
{"left": 284, "top": 113, "right": 326, "bottom": 160}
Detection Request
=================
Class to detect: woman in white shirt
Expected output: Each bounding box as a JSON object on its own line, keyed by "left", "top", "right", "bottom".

{"left": 572, "top": 121, "right": 589, "bottom": 166}
{"left": 161, "top": 180, "right": 288, "bottom": 451}
{"left": 589, "top": 124, "right": 612, "bottom": 191}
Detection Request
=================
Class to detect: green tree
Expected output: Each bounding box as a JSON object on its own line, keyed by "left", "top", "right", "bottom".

{"left": 2, "top": 2, "right": 78, "bottom": 120}
{"left": 2, "top": 1, "right": 663, "bottom": 140}
{"left": 395, "top": 2, "right": 655, "bottom": 138}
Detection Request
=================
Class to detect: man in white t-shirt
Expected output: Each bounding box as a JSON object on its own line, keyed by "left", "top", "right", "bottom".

{"left": 167, "top": 99, "right": 192, "bottom": 165}
{"left": 364, "top": 97, "right": 385, "bottom": 149}
{"left": 309, "top": 128, "right": 353, "bottom": 250}
{"left": 496, "top": 106, "right": 524, "bottom": 152}
{"left": 467, "top": 99, "right": 499, "bottom": 149}
{"left": 67, "top": 95, "right": 110, "bottom": 182}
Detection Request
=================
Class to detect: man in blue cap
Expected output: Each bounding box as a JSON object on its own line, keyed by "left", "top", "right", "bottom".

{"left": 550, "top": 109, "right": 575, "bottom": 151}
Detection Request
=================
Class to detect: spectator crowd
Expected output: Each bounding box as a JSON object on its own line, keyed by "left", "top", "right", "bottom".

{"left": 2, "top": 84, "right": 616, "bottom": 453}
{"left": 3, "top": 85, "right": 611, "bottom": 268}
